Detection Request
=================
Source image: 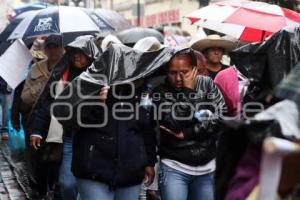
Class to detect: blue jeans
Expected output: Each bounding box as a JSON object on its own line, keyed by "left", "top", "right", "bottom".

{"left": 77, "top": 178, "right": 141, "bottom": 200}
{"left": 59, "top": 138, "right": 79, "bottom": 200}
{"left": 159, "top": 162, "right": 214, "bottom": 200}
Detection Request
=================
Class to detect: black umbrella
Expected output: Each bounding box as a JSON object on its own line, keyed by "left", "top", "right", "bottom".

{"left": 274, "top": 62, "right": 300, "bottom": 106}
{"left": 54, "top": 44, "right": 179, "bottom": 105}
{"left": 0, "top": 10, "right": 38, "bottom": 55}
{"left": 230, "top": 26, "right": 300, "bottom": 102}
{"left": 117, "top": 27, "right": 164, "bottom": 47}
{"left": 94, "top": 9, "right": 132, "bottom": 32}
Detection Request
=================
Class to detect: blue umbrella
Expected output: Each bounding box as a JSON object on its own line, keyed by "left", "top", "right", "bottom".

{"left": 14, "top": 2, "right": 47, "bottom": 16}
{"left": 8, "top": 6, "right": 101, "bottom": 42}
{"left": 0, "top": 10, "right": 38, "bottom": 55}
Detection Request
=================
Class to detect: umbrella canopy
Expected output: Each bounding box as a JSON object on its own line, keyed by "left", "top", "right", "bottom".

{"left": 81, "top": 44, "right": 175, "bottom": 86}
{"left": 230, "top": 26, "right": 300, "bottom": 103}
{"left": 195, "top": 19, "right": 274, "bottom": 42}
{"left": 94, "top": 9, "right": 132, "bottom": 32}
{"left": 83, "top": 9, "right": 116, "bottom": 35}
{"left": 117, "top": 27, "right": 164, "bottom": 46}
{"left": 8, "top": 6, "right": 101, "bottom": 42}
{"left": 186, "top": 0, "right": 300, "bottom": 42}
{"left": 52, "top": 44, "right": 178, "bottom": 122}
{"left": 52, "top": 45, "right": 180, "bottom": 131}
{"left": 164, "top": 34, "right": 190, "bottom": 48}
{"left": 13, "top": 2, "right": 47, "bottom": 15}
{"left": 0, "top": 10, "right": 38, "bottom": 55}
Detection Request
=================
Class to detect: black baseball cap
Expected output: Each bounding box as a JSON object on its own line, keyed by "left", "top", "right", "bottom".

{"left": 45, "top": 35, "right": 63, "bottom": 47}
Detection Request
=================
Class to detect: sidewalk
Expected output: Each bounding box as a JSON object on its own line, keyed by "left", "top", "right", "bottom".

{"left": 0, "top": 141, "right": 29, "bottom": 200}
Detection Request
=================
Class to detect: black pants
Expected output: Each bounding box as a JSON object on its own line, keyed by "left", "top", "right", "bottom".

{"left": 35, "top": 144, "right": 60, "bottom": 196}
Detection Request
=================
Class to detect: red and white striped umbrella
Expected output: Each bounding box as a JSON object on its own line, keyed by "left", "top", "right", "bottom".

{"left": 186, "top": 0, "right": 300, "bottom": 42}
{"left": 194, "top": 18, "right": 275, "bottom": 42}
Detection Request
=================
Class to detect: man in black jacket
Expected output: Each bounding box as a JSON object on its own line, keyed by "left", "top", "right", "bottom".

{"left": 154, "top": 49, "right": 226, "bottom": 200}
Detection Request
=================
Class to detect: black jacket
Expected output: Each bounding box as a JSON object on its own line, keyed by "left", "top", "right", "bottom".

{"left": 29, "top": 62, "right": 86, "bottom": 138}
{"left": 0, "top": 77, "right": 11, "bottom": 94}
{"left": 54, "top": 86, "right": 157, "bottom": 187}
{"left": 154, "top": 75, "right": 226, "bottom": 166}
{"left": 11, "top": 81, "right": 26, "bottom": 130}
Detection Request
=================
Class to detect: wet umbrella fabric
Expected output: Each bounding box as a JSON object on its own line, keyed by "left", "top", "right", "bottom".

{"left": 274, "top": 62, "right": 300, "bottom": 107}
{"left": 83, "top": 9, "right": 116, "bottom": 35}
{"left": 13, "top": 2, "right": 47, "bottom": 15}
{"left": 187, "top": 0, "right": 300, "bottom": 42}
{"left": 195, "top": 19, "right": 274, "bottom": 42}
{"left": 94, "top": 9, "right": 132, "bottom": 32}
{"left": 8, "top": 6, "right": 100, "bottom": 41}
{"left": 117, "top": 27, "right": 164, "bottom": 46}
{"left": 230, "top": 26, "right": 300, "bottom": 102}
{"left": 0, "top": 11, "right": 38, "bottom": 55}
{"left": 53, "top": 44, "right": 180, "bottom": 120}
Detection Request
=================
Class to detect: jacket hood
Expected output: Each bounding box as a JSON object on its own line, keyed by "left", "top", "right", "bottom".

{"left": 66, "top": 35, "right": 101, "bottom": 60}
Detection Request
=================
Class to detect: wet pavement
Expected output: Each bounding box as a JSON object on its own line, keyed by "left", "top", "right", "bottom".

{"left": 0, "top": 141, "right": 30, "bottom": 200}
{"left": 0, "top": 139, "right": 152, "bottom": 200}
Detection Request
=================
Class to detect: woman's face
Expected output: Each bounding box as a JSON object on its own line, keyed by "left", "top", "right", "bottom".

{"left": 167, "top": 55, "right": 194, "bottom": 90}
{"left": 72, "top": 51, "right": 90, "bottom": 69}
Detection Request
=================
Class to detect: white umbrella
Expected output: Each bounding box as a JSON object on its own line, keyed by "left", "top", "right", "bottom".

{"left": 195, "top": 19, "right": 245, "bottom": 39}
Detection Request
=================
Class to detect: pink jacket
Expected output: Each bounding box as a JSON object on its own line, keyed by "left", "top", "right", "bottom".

{"left": 214, "top": 67, "right": 240, "bottom": 116}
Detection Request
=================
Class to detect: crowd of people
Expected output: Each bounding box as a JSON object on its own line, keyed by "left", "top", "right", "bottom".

{"left": 0, "top": 28, "right": 291, "bottom": 200}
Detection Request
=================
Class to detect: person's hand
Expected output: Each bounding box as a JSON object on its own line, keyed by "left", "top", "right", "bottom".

{"left": 30, "top": 136, "right": 41, "bottom": 150}
{"left": 99, "top": 86, "right": 110, "bottom": 103}
{"left": 180, "top": 67, "right": 197, "bottom": 90}
{"left": 144, "top": 166, "right": 155, "bottom": 187}
{"left": 160, "top": 125, "right": 184, "bottom": 140}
